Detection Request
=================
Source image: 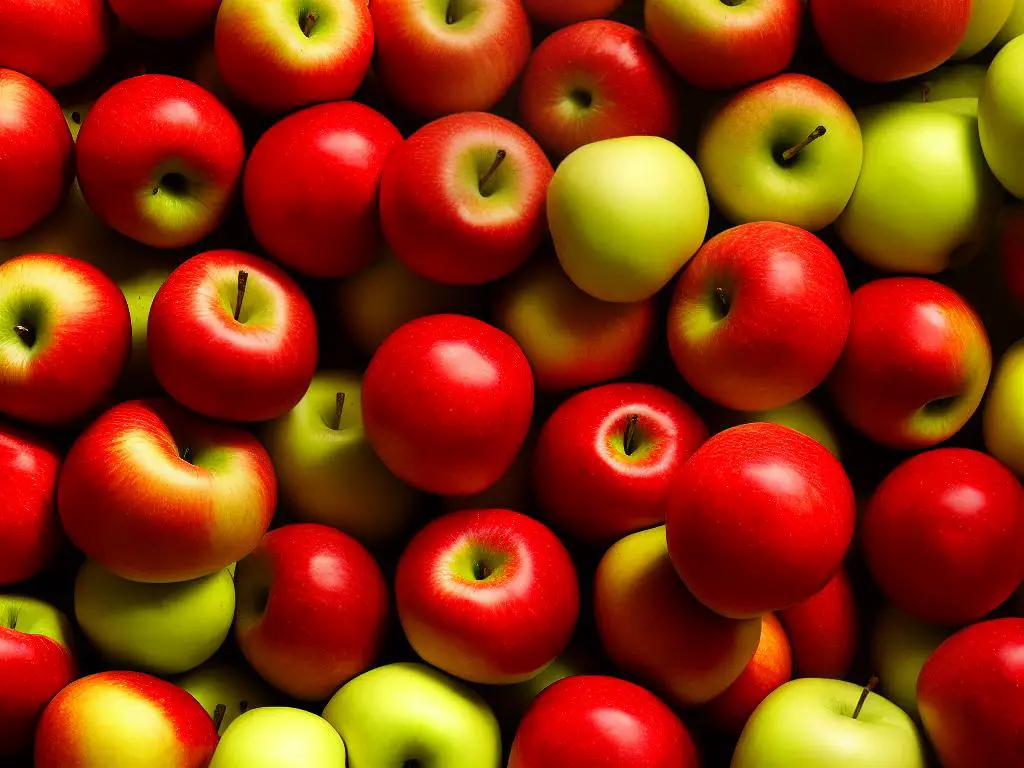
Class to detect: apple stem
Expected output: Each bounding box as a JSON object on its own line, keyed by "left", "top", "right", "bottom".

{"left": 302, "top": 10, "right": 318, "bottom": 37}
{"left": 332, "top": 392, "right": 346, "bottom": 430}
{"left": 13, "top": 324, "right": 34, "bottom": 346}
{"left": 180, "top": 445, "right": 193, "bottom": 464}
{"left": 851, "top": 676, "right": 879, "bottom": 720}
{"left": 233, "top": 270, "right": 249, "bottom": 322}
{"left": 781, "top": 125, "right": 827, "bottom": 163}
{"left": 478, "top": 149, "right": 507, "bottom": 196}
{"left": 445, "top": 0, "right": 456, "bottom": 23}
{"left": 212, "top": 704, "right": 227, "bottom": 731}
{"left": 623, "top": 414, "right": 640, "bottom": 456}
{"left": 920, "top": 83, "right": 932, "bottom": 103}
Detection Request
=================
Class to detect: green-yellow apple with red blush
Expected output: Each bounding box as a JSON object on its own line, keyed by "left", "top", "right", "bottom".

{"left": 176, "top": 660, "right": 276, "bottom": 735}
{"left": 521, "top": 0, "right": 623, "bottom": 27}
{"left": 984, "top": 339, "right": 1024, "bottom": 474}
{"left": 900, "top": 63, "right": 987, "bottom": 118}
{"left": 979, "top": 36, "right": 1024, "bottom": 199}
{"left": 993, "top": 0, "right": 1024, "bottom": 47}
{"left": 548, "top": 136, "right": 709, "bottom": 303}
{"left": 209, "top": 708, "right": 347, "bottom": 768}
{"left": 953, "top": 0, "right": 1014, "bottom": 58}
{"left": 736, "top": 399, "right": 840, "bottom": 458}
{"left": 871, "top": 604, "right": 952, "bottom": 720}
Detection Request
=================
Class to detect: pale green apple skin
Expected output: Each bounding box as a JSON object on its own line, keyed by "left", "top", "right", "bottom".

{"left": 993, "top": 0, "right": 1024, "bottom": 47}
{"left": 210, "top": 707, "right": 347, "bottom": 768}
{"left": 548, "top": 136, "right": 709, "bottom": 303}
{"left": 901, "top": 63, "right": 988, "bottom": 113}
{"left": 836, "top": 103, "right": 1003, "bottom": 274}
{"left": 980, "top": 35, "right": 1024, "bottom": 199}
{"left": 871, "top": 605, "right": 951, "bottom": 720}
{"left": 954, "top": 0, "right": 1014, "bottom": 58}
{"left": 74, "top": 560, "right": 235, "bottom": 675}
{"left": 175, "top": 660, "right": 276, "bottom": 735}
{"left": 731, "top": 678, "right": 928, "bottom": 768}
{"left": 0, "top": 595, "right": 74, "bottom": 649}
{"left": 983, "top": 339, "right": 1024, "bottom": 474}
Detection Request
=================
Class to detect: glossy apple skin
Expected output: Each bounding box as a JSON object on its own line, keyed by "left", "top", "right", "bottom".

{"left": 235, "top": 524, "right": 388, "bottom": 700}
{"left": 519, "top": 21, "right": 680, "bottom": 158}
{"left": 109, "top": 0, "right": 220, "bottom": 39}
{"left": 668, "top": 222, "right": 851, "bottom": 411}
{"left": 380, "top": 113, "right": 552, "bottom": 286}
{"left": 666, "top": 423, "right": 856, "bottom": 619}
{"left": 509, "top": 676, "right": 699, "bottom": 768}
{"left": 396, "top": 509, "right": 578, "bottom": 684}
{"left": 918, "top": 618, "right": 1024, "bottom": 767}
{"left": 829, "top": 278, "right": 991, "bottom": 449}
{"left": 778, "top": 568, "right": 857, "bottom": 679}
{"left": 58, "top": 399, "right": 277, "bottom": 583}
{"left": 363, "top": 314, "right": 534, "bottom": 496}
{"left": 0, "top": 425, "right": 60, "bottom": 586}
{"left": 0, "top": 0, "right": 108, "bottom": 88}
{"left": 1001, "top": 206, "right": 1024, "bottom": 306}
{"left": 148, "top": 249, "right": 319, "bottom": 423}
{"left": 533, "top": 383, "right": 707, "bottom": 543}
{"left": 521, "top": 0, "right": 623, "bottom": 27}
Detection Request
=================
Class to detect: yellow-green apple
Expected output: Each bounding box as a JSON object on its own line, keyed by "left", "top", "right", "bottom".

{"left": 735, "top": 399, "right": 840, "bottom": 458}
{"left": 379, "top": 112, "right": 552, "bottom": 286}
{"left": 235, "top": 524, "right": 388, "bottom": 700}
{"left": 521, "top": 0, "right": 623, "bottom": 27}
{"left": 0, "top": 254, "right": 131, "bottom": 426}
{"left": 264, "top": 370, "right": 418, "bottom": 545}
{"left": 871, "top": 604, "right": 952, "bottom": 719}
{"left": 984, "top": 339, "right": 1024, "bottom": 473}
{"left": 396, "top": 508, "right": 579, "bottom": 684}
{"left": 34, "top": 671, "right": 218, "bottom": 767}
{"left": 0, "top": 425, "right": 60, "bottom": 585}
{"left": 994, "top": 0, "right": 1024, "bottom": 47}
{"left": 210, "top": 707, "right": 347, "bottom": 768}
{"left": 732, "top": 678, "right": 928, "bottom": 767}
{"left": 594, "top": 526, "right": 762, "bottom": 706}
{"left": 668, "top": 222, "right": 851, "bottom": 411}
{"left": 322, "top": 662, "right": 502, "bottom": 768}
{"left": 900, "top": 62, "right": 987, "bottom": 115}
{"left": 548, "top": 136, "right": 709, "bottom": 303}
{"left": 148, "top": 249, "right": 318, "bottom": 423}
{"left": 518, "top": 20, "right": 680, "bottom": 158}
{"left": 0, "top": 0, "right": 108, "bottom": 88}
{"left": 175, "top": 660, "right": 276, "bottom": 735}
{"left": 110, "top": 0, "right": 220, "bottom": 39}
{"left": 645, "top": 0, "right": 801, "bottom": 89}
{"left": 57, "top": 398, "right": 277, "bottom": 583}
{"left": 979, "top": 36, "right": 1024, "bottom": 199}
{"left": 829, "top": 278, "right": 991, "bottom": 449}
{"left": 697, "top": 74, "right": 863, "bottom": 231}
{"left": 1001, "top": 206, "right": 1024, "bottom": 305}
{"left": 778, "top": 569, "right": 857, "bottom": 679}
{"left": 369, "top": 0, "right": 531, "bottom": 117}
{"left": 0, "top": 596, "right": 76, "bottom": 757}
{"left": 953, "top": 0, "right": 1014, "bottom": 58}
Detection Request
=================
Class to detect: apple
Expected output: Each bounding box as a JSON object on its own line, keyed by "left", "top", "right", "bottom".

{"left": 900, "top": 63, "right": 987, "bottom": 115}
{"left": 778, "top": 569, "right": 857, "bottom": 679}
{"left": 871, "top": 604, "right": 952, "bottom": 720}
{"left": 595, "top": 526, "right": 762, "bottom": 707}
{"left": 979, "top": 35, "right": 1024, "bottom": 199}
{"left": 0, "top": 596, "right": 76, "bottom": 757}
{"left": 984, "top": 338, "right": 1024, "bottom": 473}
{"left": 235, "top": 523, "right": 388, "bottom": 701}
{"left": 210, "top": 707, "right": 347, "bottom": 767}
{"left": 521, "top": 0, "right": 623, "bottom": 27}
{"left": 110, "top": 0, "right": 221, "bottom": 39}
{"left": 396, "top": 508, "right": 578, "bottom": 684}
{"left": 483, "top": 645, "right": 598, "bottom": 727}
{"left": 994, "top": 0, "right": 1024, "bottom": 47}
{"left": 443, "top": 426, "right": 537, "bottom": 514}
{"left": 953, "top": 0, "right": 1014, "bottom": 58}
{"left": 362, "top": 314, "right": 534, "bottom": 497}
{"left": 0, "top": 424, "right": 60, "bottom": 585}
{"left": 1001, "top": 206, "right": 1024, "bottom": 305}
{"left": 697, "top": 74, "right": 863, "bottom": 231}
{"left": 148, "top": 249, "right": 319, "bottom": 423}
{"left": 35, "top": 671, "right": 218, "bottom": 767}
{"left": 829, "top": 278, "right": 991, "bottom": 449}
{"left": 0, "top": 0, "right": 108, "bottom": 88}
{"left": 735, "top": 399, "right": 840, "bottom": 459}
{"left": 548, "top": 136, "right": 709, "bottom": 303}
{"left": 176, "top": 660, "right": 276, "bottom": 735}
{"left": 322, "top": 662, "right": 502, "bottom": 768}
{"left": 58, "top": 398, "right": 277, "bottom": 583}
{"left": 518, "top": 20, "right": 680, "bottom": 158}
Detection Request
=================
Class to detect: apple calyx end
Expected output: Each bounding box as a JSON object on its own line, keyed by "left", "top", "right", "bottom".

{"left": 233, "top": 270, "right": 249, "bottom": 322}
{"left": 780, "top": 125, "right": 827, "bottom": 164}
{"left": 332, "top": 392, "right": 346, "bottom": 431}
{"left": 623, "top": 414, "right": 641, "bottom": 456}
{"left": 851, "top": 676, "right": 879, "bottom": 720}
{"left": 478, "top": 149, "right": 507, "bottom": 197}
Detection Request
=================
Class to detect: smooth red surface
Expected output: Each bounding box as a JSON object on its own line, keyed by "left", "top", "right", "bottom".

{"left": 533, "top": 383, "right": 707, "bottom": 542}
{"left": 235, "top": 524, "right": 388, "bottom": 700}
{"left": 666, "top": 423, "right": 856, "bottom": 618}
{"left": 519, "top": 21, "right": 680, "bottom": 158}
{"left": 1001, "top": 206, "right": 1024, "bottom": 307}
{"left": 0, "top": 426, "right": 60, "bottom": 586}
{"left": 396, "top": 509, "right": 579, "bottom": 683}
{"left": 0, "top": 0, "right": 108, "bottom": 88}
{"left": 244, "top": 102, "right": 402, "bottom": 278}
{"left": 521, "top": 0, "right": 623, "bottom": 27}
{"left": 362, "top": 314, "right": 535, "bottom": 496}
{"left": 778, "top": 568, "right": 857, "bottom": 679}
{"left": 509, "top": 676, "right": 698, "bottom": 768}
{"left": 109, "top": 0, "right": 220, "bottom": 39}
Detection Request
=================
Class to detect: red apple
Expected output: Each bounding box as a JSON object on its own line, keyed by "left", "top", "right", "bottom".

{"left": 1001, "top": 205, "right": 1024, "bottom": 306}
{"left": 379, "top": 112, "right": 552, "bottom": 286}
{"left": 521, "top": 0, "right": 624, "bottom": 27}
{"left": 668, "top": 222, "right": 852, "bottom": 411}
{"left": 235, "top": 524, "right": 388, "bottom": 700}
{"left": 509, "top": 676, "right": 699, "bottom": 768}
{"left": 362, "top": 314, "right": 534, "bottom": 496}
{"left": 533, "top": 382, "right": 707, "bottom": 543}
{"left": 0, "top": 0, "right": 108, "bottom": 88}
{"left": 0, "top": 425, "right": 60, "bottom": 586}
{"left": 147, "top": 249, "right": 318, "bottom": 422}
{"left": 829, "top": 278, "right": 992, "bottom": 449}
{"left": 244, "top": 102, "right": 402, "bottom": 278}
{"left": 109, "top": 0, "right": 220, "bottom": 39}
{"left": 76, "top": 75, "right": 245, "bottom": 249}
{"left": 519, "top": 20, "right": 680, "bottom": 158}
{"left": 778, "top": 568, "right": 857, "bottom": 679}
{"left": 58, "top": 398, "right": 277, "bottom": 583}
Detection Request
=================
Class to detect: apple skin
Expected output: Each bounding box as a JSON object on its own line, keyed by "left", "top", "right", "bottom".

{"left": 396, "top": 508, "right": 579, "bottom": 684}
{"left": 518, "top": 20, "right": 680, "bottom": 159}
{"left": 979, "top": 35, "right": 1024, "bottom": 199}
{"left": 736, "top": 399, "right": 840, "bottom": 458}
{"left": 872, "top": 604, "right": 952, "bottom": 720}
{"left": 175, "top": 660, "right": 276, "bottom": 735}
{"left": 533, "top": 382, "right": 707, "bottom": 543}
{"left": 0, "top": 0, "right": 108, "bottom": 88}
{"left": 778, "top": 568, "right": 857, "bottom": 679}
{"left": 901, "top": 63, "right": 988, "bottom": 108}
{"left": 521, "top": 0, "right": 623, "bottom": 27}
{"left": 362, "top": 314, "right": 534, "bottom": 497}
{"left": 984, "top": 339, "right": 1024, "bottom": 474}
{"left": 1001, "top": 206, "right": 1024, "bottom": 305}
{"left": 668, "top": 222, "right": 851, "bottom": 411}
{"left": 58, "top": 398, "right": 277, "bottom": 583}
{"left": 210, "top": 708, "right": 348, "bottom": 768}
{"left": 954, "top": 0, "right": 1014, "bottom": 58}
{"left": 235, "top": 524, "right": 388, "bottom": 701}
{"left": 829, "top": 278, "right": 992, "bottom": 449}
{"left": 509, "top": 676, "right": 699, "bottom": 768}
{"left": 595, "top": 526, "right": 762, "bottom": 707}
{"left": 993, "top": 0, "right": 1024, "bottom": 47}
{"left": 148, "top": 249, "right": 319, "bottom": 423}
{"left": 109, "top": 0, "right": 221, "bottom": 39}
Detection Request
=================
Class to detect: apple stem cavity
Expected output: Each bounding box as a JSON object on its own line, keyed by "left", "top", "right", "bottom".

{"left": 180, "top": 445, "right": 194, "bottom": 464}
{"left": 301, "top": 10, "right": 318, "bottom": 37}
{"left": 70, "top": 111, "right": 82, "bottom": 125}
{"left": 623, "top": 414, "right": 640, "bottom": 456}
{"left": 332, "top": 392, "right": 346, "bottom": 430}
{"left": 472, "top": 560, "right": 492, "bottom": 580}
{"left": 714, "top": 287, "right": 731, "bottom": 319}
{"left": 852, "top": 676, "right": 879, "bottom": 720}
{"left": 212, "top": 704, "right": 227, "bottom": 731}
{"left": 233, "top": 270, "right": 249, "bottom": 322}
{"left": 781, "top": 125, "right": 827, "bottom": 164}
{"left": 478, "top": 150, "right": 507, "bottom": 197}
{"left": 445, "top": 0, "right": 456, "bottom": 24}
{"left": 13, "top": 323, "right": 35, "bottom": 347}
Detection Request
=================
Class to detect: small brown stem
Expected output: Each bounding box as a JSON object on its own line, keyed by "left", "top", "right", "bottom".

{"left": 920, "top": 83, "right": 932, "bottom": 103}
{"left": 623, "top": 414, "right": 640, "bottom": 456}
{"left": 302, "top": 11, "right": 318, "bottom": 37}
{"left": 13, "top": 324, "right": 34, "bottom": 346}
{"left": 478, "top": 149, "right": 507, "bottom": 196}
{"left": 233, "top": 270, "right": 249, "bottom": 322}
{"left": 180, "top": 445, "right": 193, "bottom": 464}
{"left": 212, "top": 704, "right": 227, "bottom": 731}
{"left": 332, "top": 392, "right": 346, "bottom": 431}
{"left": 781, "top": 125, "right": 827, "bottom": 163}
{"left": 851, "top": 676, "right": 879, "bottom": 720}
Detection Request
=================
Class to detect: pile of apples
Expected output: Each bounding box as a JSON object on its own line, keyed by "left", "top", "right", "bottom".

{"left": 3, "top": 0, "right": 1024, "bottom": 765}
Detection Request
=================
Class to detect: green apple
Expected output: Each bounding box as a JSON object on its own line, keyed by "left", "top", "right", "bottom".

{"left": 175, "top": 660, "right": 276, "bottom": 735}
{"left": 901, "top": 63, "right": 988, "bottom": 116}
{"left": 984, "top": 339, "right": 1024, "bottom": 474}
{"left": 732, "top": 678, "right": 927, "bottom": 767}
{"left": 322, "top": 662, "right": 502, "bottom": 768}
{"left": 210, "top": 707, "right": 347, "bottom": 768}
{"left": 993, "top": 0, "right": 1024, "bottom": 48}
{"left": 871, "top": 604, "right": 952, "bottom": 720}
{"left": 735, "top": 399, "right": 840, "bottom": 458}
{"left": 980, "top": 35, "right": 1024, "bottom": 199}
{"left": 836, "top": 103, "right": 1003, "bottom": 274}
{"left": 547, "top": 135, "right": 709, "bottom": 303}
{"left": 954, "top": 0, "right": 1014, "bottom": 58}
{"left": 74, "top": 559, "right": 235, "bottom": 675}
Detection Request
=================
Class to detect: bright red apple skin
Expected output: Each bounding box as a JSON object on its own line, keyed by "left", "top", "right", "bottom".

{"left": 362, "top": 314, "right": 535, "bottom": 497}
{"left": 533, "top": 383, "right": 707, "bottom": 543}
{"left": 109, "top": 0, "right": 220, "bottom": 39}
{"left": 0, "top": 0, "right": 108, "bottom": 88}
{"left": 777, "top": 568, "right": 857, "bottom": 678}
{"left": 508, "top": 676, "right": 699, "bottom": 768}
{"left": 396, "top": 508, "right": 579, "bottom": 684}
{"left": 666, "top": 423, "right": 856, "bottom": 619}
{"left": 244, "top": 102, "right": 403, "bottom": 278}
{"left": 1001, "top": 206, "right": 1024, "bottom": 307}
{"left": 235, "top": 524, "right": 388, "bottom": 700}
{"left": 379, "top": 112, "right": 553, "bottom": 286}
{"left": 147, "top": 249, "right": 319, "bottom": 423}
{"left": 519, "top": 21, "right": 680, "bottom": 158}
{"left": 521, "top": 0, "right": 624, "bottom": 27}
{"left": 668, "top": 222, "right": 852, "bottom": 412}
{"left": 918, "top": 618, "right": 1024, "bottom": 768}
